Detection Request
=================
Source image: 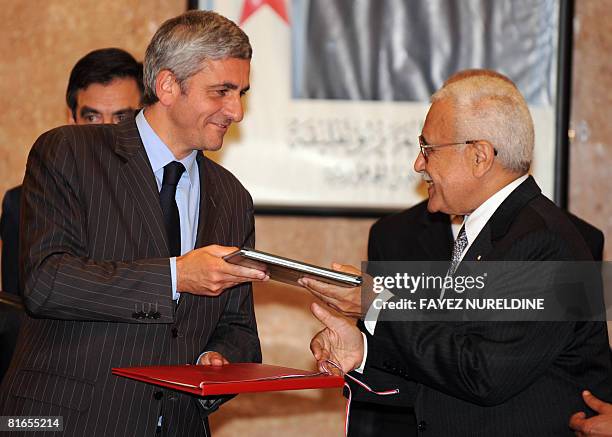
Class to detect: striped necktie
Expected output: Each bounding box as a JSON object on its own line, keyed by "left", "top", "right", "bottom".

{"left": 447, "top": 225, "right": 468, "bottom": 276}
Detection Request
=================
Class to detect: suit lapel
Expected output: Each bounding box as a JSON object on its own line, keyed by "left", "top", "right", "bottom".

{"left": 462, "top": 224, "right": 493, "bottom": 262}
{"left": 114, "top": 119, "right": 169, "bottom": 257}
{"left": 195, "top": 154, "right": 220, "bottom": 248}
{"left": 462, "top": 176, "right": 541, "bottom": 262}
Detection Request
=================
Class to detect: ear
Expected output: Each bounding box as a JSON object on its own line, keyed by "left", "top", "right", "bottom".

{"left": 155, "top": 70, "right": 180, "bottom": 106}
{"left": 471, "top": 140, "right": 495, "bottom": 178}
{"left": 67, "top": 107, "right": 76, "bottom": 124}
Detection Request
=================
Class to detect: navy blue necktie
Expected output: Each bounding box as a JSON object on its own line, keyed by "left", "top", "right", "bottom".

{"left": 159, "top": 161, "right": 185, "bottom": 257}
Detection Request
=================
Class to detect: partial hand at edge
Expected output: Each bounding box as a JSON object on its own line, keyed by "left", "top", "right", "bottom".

{"left": 177, "top": 244, "right": 269, "bottom": 296}
{"left": 309, "top": 302, "right": 364, "bottom": 375}
{"left": 569, "top": 390, "right": 612, "bottom": 437}
{"left": 198, "top": 351, "right": 230, "bottom": 366}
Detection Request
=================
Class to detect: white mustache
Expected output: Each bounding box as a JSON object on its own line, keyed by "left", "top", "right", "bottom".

{"left": 420, "top": 172, "right": 433, "bottom": 182}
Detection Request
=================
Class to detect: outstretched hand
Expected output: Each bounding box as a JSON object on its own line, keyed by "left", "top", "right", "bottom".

{"left": 309, "top": 302, "right": 364, "bottom": 374}
{"left": 177, "top": 245, "right": 269, "bottom": 296}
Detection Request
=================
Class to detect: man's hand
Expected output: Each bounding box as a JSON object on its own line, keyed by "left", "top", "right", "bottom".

{"left": 299, "top": 263, "right": 367, "bottom": 319}
{"left": 569, "top": 390, "right": 612, "bottom": 436}
{"left": 309, "top": 302, "right": 364, "bottom": 374}
{"left": 198, "top": 351, "right": 230, "bottom": 366}
{"left": 177, "top": 245, "right": 268, "bottom": 296}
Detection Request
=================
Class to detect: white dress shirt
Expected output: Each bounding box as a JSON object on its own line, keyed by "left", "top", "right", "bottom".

{"left": 135, "top": 110, "right": 200, "bottom": 300}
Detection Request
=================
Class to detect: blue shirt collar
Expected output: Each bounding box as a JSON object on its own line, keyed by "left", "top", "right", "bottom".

{"left": 135, "top": 110, "right": 198, "bottom": 186}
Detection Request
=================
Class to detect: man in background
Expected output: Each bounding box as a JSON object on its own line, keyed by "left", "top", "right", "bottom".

{"left": 0, "top": 47, "right": 143, "bottom": 295}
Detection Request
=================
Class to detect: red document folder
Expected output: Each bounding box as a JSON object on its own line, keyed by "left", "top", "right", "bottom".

{"left": 112, "top": 363, "right": 344, "bottom": 396}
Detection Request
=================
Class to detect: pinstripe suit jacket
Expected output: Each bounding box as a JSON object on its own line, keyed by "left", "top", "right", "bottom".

{"left": 364, "top": 177, "right": 612, "bottom": 436}
{"left": 0, "top": 119, "right": 261, "bottom": 436}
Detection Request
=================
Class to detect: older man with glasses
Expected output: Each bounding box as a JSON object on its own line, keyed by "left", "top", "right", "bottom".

{"left": 301, "top": 69, "right": 611, "bottom": 436}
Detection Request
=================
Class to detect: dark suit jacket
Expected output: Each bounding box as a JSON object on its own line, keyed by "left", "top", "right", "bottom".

{"left": 349, "top": 201, "right": 453, "bottom": 408}
{"left": 346, "top": 201, "right": 453, "bottom": 436}
{"left": 1, "top": 185, "right": 22, "bottom": 294}
{"left": 0, "top": 119, "right": 261, "bottom": 437}
{"left": 364, "top": 177, "right": 611, "bottom": 436}
{"left": 566, "top": 212, "right": 605, "bottom": 261}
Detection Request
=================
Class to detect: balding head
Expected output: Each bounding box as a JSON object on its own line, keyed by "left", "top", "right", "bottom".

{"left": 432, "top": 69, "right": 534, "bottom": 174}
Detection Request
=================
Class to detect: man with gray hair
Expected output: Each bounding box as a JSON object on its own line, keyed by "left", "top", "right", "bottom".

{"left": 0, "top": 10, "right": 266, "bottom": 436}
{"left": 303, "top": 69, "right": 611, "bottom": 435}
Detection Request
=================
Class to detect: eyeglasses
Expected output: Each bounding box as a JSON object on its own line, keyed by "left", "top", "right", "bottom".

{"left": 418, "top": 135, "right": 497, "bottom": 161}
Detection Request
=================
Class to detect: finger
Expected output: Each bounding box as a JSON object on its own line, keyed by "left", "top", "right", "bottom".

{"left": 311, "top": 302, "right": 346, "bottom": 331}
{"left": 209, "top": 353, "right": 226, "bottom": 366}
{"left": 199, "top": 352, "right": 226, "bottom": 366}
{"left": 299, "top": 277, "right": 328, "bottom": 292}
{"left": 310, "top": 335, "right": 324, "bottom": 360}
{"left": 327, "top": 302, "right": 344, "bottom": 314}
{"left": 319, "top": 359, "right": 342, "bottom": 376}
{"left": 310, "top": 332, "right": 331, "bottom": 362}
{"left": 331, "top": 263, "right": 361, "bottom": 275}
{"left": 301, "top": 277, "right": 356, "bottom": 299}
{"left": 222, "top": 263, "right": 268, "bottom": 281}
{"left": 582, "top": 390, "right": 611, "bottom": 413}
{"left": 569, "top": 412, "right": 586, "bottom": 431}
{"left": 308, "top": 287, "right": 340, "bottom": 306}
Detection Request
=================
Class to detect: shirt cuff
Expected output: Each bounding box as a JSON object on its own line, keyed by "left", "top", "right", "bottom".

{"left": 170, "top": 257, "right": 180, "bottom": 301}
{"left": 354, "top": 332, "right": 368, "bottom": 374}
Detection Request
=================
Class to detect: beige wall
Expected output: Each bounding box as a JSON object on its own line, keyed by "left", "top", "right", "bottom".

{"left": 0, "top": 1, "right": 610, "bottom": 436}
{"left": 569, "top": 0, "right": 612, "bottom": 260}
{"left": 0, "top": 0, "right": 186, "bottom": 195}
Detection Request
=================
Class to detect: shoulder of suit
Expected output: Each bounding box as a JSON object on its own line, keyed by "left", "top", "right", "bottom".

{"left": 4, "top": 185, "right": 22, "bottom": 203}
{"left": 502, "top": 194, "right": 593, "bottom": 260}
{"left": 33, "top": 123, "right": 115, "bottom": 155}
{"left": 201, "top": 155, "right": 251, "bottom": 197}
{"left": 370, "top": 200, "right": 435, "bottom": 236}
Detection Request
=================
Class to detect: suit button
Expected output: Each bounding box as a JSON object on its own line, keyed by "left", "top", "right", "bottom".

{"left": 154, "top": 391, "right": 163, "bottom": 400}
{"left": 417, "top": 420, "right": 427, "bottom": 431}
{"left": 171, "top": 328, "right": 178, "bottom": 338}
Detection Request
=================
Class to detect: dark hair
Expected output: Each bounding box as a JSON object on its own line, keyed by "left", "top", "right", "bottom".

{"left": 66, "top": 48, "right": 144, "bottom": 119}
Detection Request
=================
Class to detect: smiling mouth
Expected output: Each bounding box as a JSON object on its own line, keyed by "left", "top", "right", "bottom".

{"left": 421, "top": 172, "right": 433, "bottom": 184}
{"left": 211, "top": 122, "right": 229, "bottom": 130}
